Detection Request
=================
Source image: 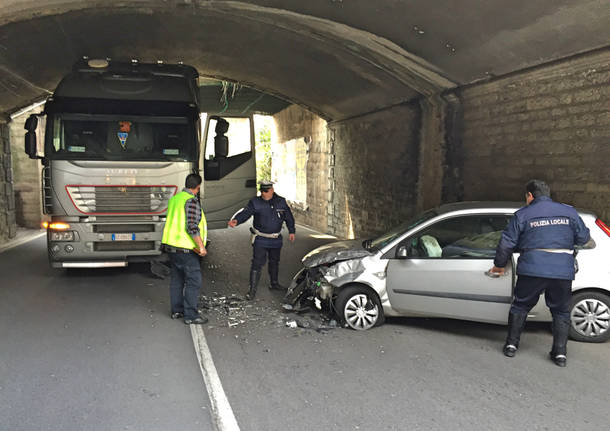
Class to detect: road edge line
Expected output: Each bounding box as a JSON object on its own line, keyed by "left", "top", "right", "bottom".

{"left": 0, "top": 231, "right": 45, "bottom": 254}
{"left": 190, "top": 325, "right": 241, "bottom": 431}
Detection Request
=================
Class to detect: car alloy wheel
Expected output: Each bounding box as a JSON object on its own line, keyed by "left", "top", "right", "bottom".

{"left": 569, "top": 292, "right": 610, "bottom": 342}
{"left": 336, "top": 286, "right": 384, "bottom": 331}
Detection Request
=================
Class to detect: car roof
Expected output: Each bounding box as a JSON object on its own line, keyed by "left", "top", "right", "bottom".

{"left": 434, "top": 201, "right": 596, "bottom": 218}
{"left": 435, "top": 201, "right": 522, "bottom": 214}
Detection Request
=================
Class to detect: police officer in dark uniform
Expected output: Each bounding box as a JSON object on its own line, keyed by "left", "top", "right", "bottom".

{"left": 490, "top": 179, "right": 590, "bottom": 367}
{"left": 228, "top": 181, "right": 295, "bottom": 300}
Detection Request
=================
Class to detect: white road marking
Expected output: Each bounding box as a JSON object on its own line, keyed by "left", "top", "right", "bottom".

{"left": 0, "top": 231, "right": 45, "bottom": 254}
{"left": 190, "top": 325, "right": 240, "bottom": 431}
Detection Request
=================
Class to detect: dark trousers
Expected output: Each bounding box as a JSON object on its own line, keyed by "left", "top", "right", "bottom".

{"left": 168, "top": 252, "right": 202, "bottom": 319}
{"left": 510, "top": 275, "right": 572, "bottom": 321}
{"left": 251, "top": 245, "right": 281, "bottom": 273}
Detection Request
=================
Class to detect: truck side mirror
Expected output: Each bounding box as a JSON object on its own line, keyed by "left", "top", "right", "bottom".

{"left": 25, "top": 131, "right": 37, "bottom": 158}
{"left": 24, "top": 114, "right": 44, "bottom": 159}
{"left": 24, "top": 114, "right": 38, "bottom": 131}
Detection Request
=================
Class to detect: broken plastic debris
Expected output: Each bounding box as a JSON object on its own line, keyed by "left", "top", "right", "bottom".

{"left": 286, "top": 320, "right": 298, "bottom": 328}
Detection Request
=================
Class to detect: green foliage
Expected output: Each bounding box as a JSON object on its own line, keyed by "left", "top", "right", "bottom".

{"left": 255, "top": 125, "right": 272, "bottom": 182}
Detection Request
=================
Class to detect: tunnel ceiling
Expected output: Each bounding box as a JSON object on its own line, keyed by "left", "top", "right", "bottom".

{"left": 1, "top": 0, "right": 608, "bottom": 121}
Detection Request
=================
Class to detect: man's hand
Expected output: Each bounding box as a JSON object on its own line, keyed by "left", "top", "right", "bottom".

{"left": 489, "top": 266, "right": 505, "bottom": 275}
{"left": 227, "top": 219, "right": 238, "bottom": 228}
{"left": 193, "top": 235, "right": 206, "bottom": 257}
{"left": 289, "top": 233, "right": 295, "bottom": 242}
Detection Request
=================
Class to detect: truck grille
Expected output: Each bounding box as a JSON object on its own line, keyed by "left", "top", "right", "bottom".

{"left": 66, "top": 185, "right": 176, "bottom": 214}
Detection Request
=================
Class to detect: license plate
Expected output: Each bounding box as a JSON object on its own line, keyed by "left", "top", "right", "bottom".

{"left": 112, "top": 233, "right": 135, "bottom": 241}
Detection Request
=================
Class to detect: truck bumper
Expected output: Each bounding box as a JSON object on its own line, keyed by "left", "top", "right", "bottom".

{"left": 47, "top": 219, "right": 167, "bottom": 268}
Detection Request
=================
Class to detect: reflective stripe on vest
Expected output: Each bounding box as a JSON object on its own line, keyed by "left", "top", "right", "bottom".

{"left": 161, "top": 191, "right": 207, "bottom": 249}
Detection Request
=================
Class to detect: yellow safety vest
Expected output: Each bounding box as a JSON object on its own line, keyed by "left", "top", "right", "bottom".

{"left": 162, "top": 191, "right": 207, "bottom": 250}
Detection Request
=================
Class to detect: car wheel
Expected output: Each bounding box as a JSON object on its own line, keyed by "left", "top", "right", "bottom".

{"left": 569, "top": 291, "right": 610, "bottom": 343}
{"left": 335, "top": 285, "right": 384, "bottom": 331}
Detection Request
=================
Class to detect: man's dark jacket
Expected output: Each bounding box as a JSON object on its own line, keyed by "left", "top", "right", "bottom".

{"left": 234, "top": 193, "right": 295, "bottom": 248}
{"left": 494, "top": 196, "right": 590, "bottom": 280}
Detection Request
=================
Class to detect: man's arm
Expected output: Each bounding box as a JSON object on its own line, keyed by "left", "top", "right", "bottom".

{"left": 284, "top": 201, "right": 296, "bottom": 242}
{"left": 228, "top": 200, "right": 255, "bottom": 228}
{"left": 573, "top": 215, "right": 591, "bottom": 246}
{"left": 491, "top": 215, "right": 520, "bottom": 273}
{"left": 186, "top": 198, "right": 206, "bottom": 256}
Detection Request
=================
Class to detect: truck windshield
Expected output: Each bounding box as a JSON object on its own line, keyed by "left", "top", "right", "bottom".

{"left": 46, "top": 114, "right": 197, "bottom": 161}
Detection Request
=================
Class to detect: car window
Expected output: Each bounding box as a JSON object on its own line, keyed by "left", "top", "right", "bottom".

{"left": 370, "top": 210, "right": 437, "bottom": 250}
{"left": 404, "top": 215, "right": 512, "bottom": 259}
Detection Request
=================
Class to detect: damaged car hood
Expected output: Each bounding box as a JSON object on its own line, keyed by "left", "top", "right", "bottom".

{"left": 302, "top": 240, "right": 373, "bottom": 268}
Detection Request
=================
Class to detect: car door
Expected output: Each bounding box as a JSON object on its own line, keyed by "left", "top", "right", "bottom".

{"left": 200, "top": 115, "right": 257, "bottom": 229}
{"left": 386, "top": 214, "right": 514, "bottom": 324}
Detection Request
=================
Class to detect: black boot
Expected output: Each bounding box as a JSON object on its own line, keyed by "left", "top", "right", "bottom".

{"left": 246, "top": 269, "right": 261, "bottom": 300}
{"left": 268, "top": 261, "right": 284, "bottom": 290}
{"left": 549, "top": 317, "right": 570, "bottom": 367}
{"left": 503, "top": 311, "right": 528, "bottom": 357}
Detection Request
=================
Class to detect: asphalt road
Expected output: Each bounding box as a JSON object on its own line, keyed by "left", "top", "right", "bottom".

{"left": 1, "top": 224, "right": 609, "bottom": 431}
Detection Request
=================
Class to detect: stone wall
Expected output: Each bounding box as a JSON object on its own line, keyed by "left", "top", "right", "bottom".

{"left": 0, "top": 121, "right": 17, "bottom": 242}
{"left": 328, "top": 103, "right": 422, "bottom": 239}
{"left": 267, "top": 49, "right": 610, "bottom": 241}
{"left": 273, "top": 105, "right": 329, "bottom": 233}
{"left": 460, "top": 49, "right": 610, "bottom": 221}
{"left": 10, "top": 107, "right": 44, "bottom": 229}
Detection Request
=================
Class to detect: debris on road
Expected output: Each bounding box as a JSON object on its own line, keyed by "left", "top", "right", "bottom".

{"left": 198, "top": 290, "right": 337, "bottom": 333}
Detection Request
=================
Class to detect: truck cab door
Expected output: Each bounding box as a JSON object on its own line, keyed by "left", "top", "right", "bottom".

{"left": 200, "top": 115, "right": 257, "bottom": 229}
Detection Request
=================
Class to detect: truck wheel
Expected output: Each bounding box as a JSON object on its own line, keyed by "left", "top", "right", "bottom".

{"left": 569, "top": 291, "right": 610, "bottom": 343}
{"left": 335, "top": 285, "right": 384, "bottom": 331}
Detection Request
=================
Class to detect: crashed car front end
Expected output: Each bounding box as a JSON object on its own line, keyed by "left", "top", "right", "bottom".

{"left": 284, "top": 240, "right": 393, "bottom": 318}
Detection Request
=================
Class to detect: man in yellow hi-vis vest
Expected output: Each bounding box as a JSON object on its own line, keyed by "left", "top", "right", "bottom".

{"left": 162, "top": 173, "right": 208, "bottom": 325}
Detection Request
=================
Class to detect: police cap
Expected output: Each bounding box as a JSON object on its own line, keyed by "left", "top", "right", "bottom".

{"left": 259, "top": 180, "right": 274, "bottom": 191}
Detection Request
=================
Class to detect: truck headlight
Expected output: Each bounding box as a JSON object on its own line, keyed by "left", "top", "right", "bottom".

{"left": 50, "top": 231, "right": 75, "bottom": 241}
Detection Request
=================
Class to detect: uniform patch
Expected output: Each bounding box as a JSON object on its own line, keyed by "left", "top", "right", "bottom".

{"left": 530, "top": 218, "right": 570, "bottom": 228}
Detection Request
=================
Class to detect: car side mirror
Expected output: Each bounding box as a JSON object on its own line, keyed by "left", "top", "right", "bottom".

{"left": 396, "top": 245, "right": 409, "bottom": 259}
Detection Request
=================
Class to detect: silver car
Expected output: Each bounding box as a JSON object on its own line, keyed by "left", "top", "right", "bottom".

{"left": 286, "top": 202, "right": 610, "bottom": 342}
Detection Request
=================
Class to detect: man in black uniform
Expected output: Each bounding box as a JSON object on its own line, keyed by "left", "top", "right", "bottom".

{"left": 490, "top": 179, "right": 590, "bottom": 367}
{"left": 228, "top": 181, "right": 296, "bottom": 300}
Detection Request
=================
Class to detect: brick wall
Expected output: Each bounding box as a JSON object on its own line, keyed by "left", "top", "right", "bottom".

{"left": 273, "top": 105, "right": 330, "bottom": 233}
{"left": 0, "top": 122, "right": 17, "bottom": 242}
{"left": 10, "top": 106, "right": 44, "bottom": 229}
{"left": 328, "top": 103, "right": 421, "bottom": 239}
{"left": 460, "top": 49, "right": 610, "bottom": 221}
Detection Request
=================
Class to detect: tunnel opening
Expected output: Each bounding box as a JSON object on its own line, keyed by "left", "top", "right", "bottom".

{"left": 0, "top": 2, "right": 608, "bottom": 246}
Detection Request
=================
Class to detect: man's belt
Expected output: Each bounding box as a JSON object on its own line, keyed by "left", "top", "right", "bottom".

{"left": 162, "top": 244, "right": 193, "bottom": 254}
{"left": 249, "top": 227, "right": 280, "bottom": 244}
{"left": 530, "top": 248, "right": 573, "bottom": 254}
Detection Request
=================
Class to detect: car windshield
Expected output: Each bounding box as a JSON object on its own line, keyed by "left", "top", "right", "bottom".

{"left": 46, "top": 114, "right": 197, "bottom": 162}
{"left": 368, "top": 210, "right": 438, "bottom": 250}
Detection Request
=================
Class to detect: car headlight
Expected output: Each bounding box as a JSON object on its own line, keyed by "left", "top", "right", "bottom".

{"left": 50, "top": 231, "right": 75, "bottom": 241}
{"left": 315, "top": 281, "right": 334, "bottom": 300}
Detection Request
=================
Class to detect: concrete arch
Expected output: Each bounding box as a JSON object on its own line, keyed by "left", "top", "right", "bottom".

{"left": 0, "top": 1, "right": 455, "bottom": 120}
